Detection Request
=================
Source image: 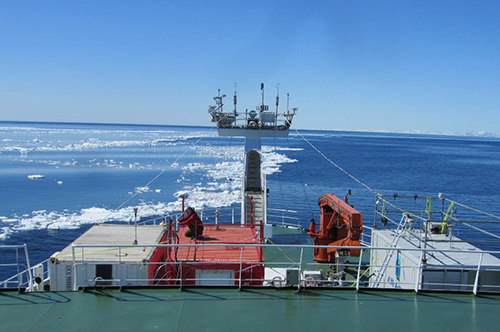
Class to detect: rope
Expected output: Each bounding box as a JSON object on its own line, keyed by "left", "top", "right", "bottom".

{"left": 109, "top": 136, "right": 205, "bottom": 216}
{"left": 286, "top": 120, "right": 500, "bottom": 226}
{"left": 266, "top": 238, "right": 297, "bottom": 263}
{"left": 285, "top": 137, "right": 315, "bottom": 217}
{"left": 273, "top": 136, "right": 286, "bottom": 206}
{"left": 447, "top": 199, "right": 500, "bottom": 221}
{"left": 290, "top": 126, "right": 377, "bottom": 194}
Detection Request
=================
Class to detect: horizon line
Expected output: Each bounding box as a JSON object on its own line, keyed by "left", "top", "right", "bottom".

{"left": 0, "top": 119, "right": 498, "bottom": 138}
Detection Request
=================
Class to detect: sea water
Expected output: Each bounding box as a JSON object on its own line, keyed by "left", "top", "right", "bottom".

{"left": 1, "top": 121, "right": 500, "bottom": 280}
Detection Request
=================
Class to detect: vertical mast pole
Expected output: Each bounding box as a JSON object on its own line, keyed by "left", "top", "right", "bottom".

{"left": 286, "top": 93, "right": 290, "bottom": 114}
{"left": 261, "top": 83, "right": 265, "bottom": 109}
{"left": 276, "top": 84, "right": 280, "bottom": 127}
{"left": 233, "top": 83, "right": 237, "bottom": 116}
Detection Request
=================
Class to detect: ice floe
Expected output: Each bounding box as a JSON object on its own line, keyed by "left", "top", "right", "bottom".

{"left": 135, "top": 186, "right": 150, "bottom": 193}
{"left": 0, "top": 227, "right": 12, "bottom": 241}
{"left": 28, "top": 174, "right": 45, "bottom": 180}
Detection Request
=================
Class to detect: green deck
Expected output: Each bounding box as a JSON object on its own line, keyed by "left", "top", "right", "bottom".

{"left": 1, "top": 288, "right": 499, "bottom": 331}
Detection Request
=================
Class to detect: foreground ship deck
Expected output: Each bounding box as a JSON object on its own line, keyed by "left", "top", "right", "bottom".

{"left": 1, "top": 288, "right": 499, "bottom": 332}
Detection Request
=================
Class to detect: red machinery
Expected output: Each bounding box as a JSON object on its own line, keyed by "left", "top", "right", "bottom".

{"left": 308, "top": 193, "right": 363, "bottom": 262}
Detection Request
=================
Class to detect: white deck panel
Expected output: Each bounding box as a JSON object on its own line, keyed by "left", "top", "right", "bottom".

{"left": 52, "top": 224, "right": 165, "bottom": 263}
{"left": 373, "top": 229, "right": 500, "bottom": 267}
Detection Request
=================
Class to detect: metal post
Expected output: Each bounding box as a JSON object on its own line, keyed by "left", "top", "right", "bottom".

{"left": 298, "top": 247, "right": 303, "bottom": 290}
{"left": 415, "top": 251, "right": 424, "bottom": 293}
{"left": 257, "top": 220, "right": 262, "bottom": 243}
{"left": 423, "top": 218, "right": 429, "bottom": 263}
{"left": 23, "top": 244, "right": 33, "bottom": 292}
{"left": 473, "top": 253, "right": 484, "bottom": 295}
{"left": 133, "top": 208, "right": 138, "bottom": 245}
{"left": 179, "top": 259, "right": 183, "bottom": 290}
{"left": 216, "top": 210, "right": 220, "bottom": 230}
{"left": 201, "top": 209, "right": 204, "bottom": 221}
{"left": 356, "top": 249, "right": 364, "bottom": 291}
{"left": 250, "top": 196, "right": 254, "bottom": 227}
{"left": 72, "top": 245, "right": 76, "bottom": 291}
{"left": 119, "top": 247, "right": 122, "bottom": 288}
{"left": 238, "top": 247, "right": 243, "bottom": 290}
{"left": 82, "top": 248, "right": 85, "bottom": 290}
{"left": 232, "top": 209, "right": 235, "bottom": 224}
{"left": 441, "top": 198, "right": 445, "bottom": 220}
{"left": 15, "top": 248, "right": 20, "bottom": 291}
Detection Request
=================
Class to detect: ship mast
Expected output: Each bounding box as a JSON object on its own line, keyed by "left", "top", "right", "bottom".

{"left": 208, "top": 84, "right": 298, "bottom": 234}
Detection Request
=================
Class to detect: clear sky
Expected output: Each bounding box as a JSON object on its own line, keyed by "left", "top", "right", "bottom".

{"left": 1, "top": 1, "right": 499, "bottom": 134}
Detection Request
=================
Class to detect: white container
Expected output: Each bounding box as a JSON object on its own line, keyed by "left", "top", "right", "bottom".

{"left": 48, "top": 224, "right": 165, "bottom": 291}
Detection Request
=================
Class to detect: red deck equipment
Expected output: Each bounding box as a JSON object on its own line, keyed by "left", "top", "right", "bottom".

{"left": 308, "top": 193, "right": 363, "bottom": 262}
{"left": 163, "top": 223, "right": 264, "bottom": 286}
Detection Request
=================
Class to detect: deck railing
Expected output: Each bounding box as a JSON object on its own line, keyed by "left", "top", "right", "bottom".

{"left": 0, "top": 244, "right": 33, "bottom": 291}
{"left": 135, "top": 207, "right": 301, "bottom": 229}
{"left": 4, "top": 241, "right": 500, "bottom": 294}
{"left": 60, "top": 242, "right": 500, "bottom": 295}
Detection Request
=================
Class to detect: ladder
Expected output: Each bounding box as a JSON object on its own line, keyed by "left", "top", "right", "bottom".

{"left": 372, "top": 214, "right": 410, "bottom": 288}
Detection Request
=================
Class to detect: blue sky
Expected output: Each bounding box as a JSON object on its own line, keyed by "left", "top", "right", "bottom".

{"left": 1, "top": 1, "right": 499, "bottom": 133}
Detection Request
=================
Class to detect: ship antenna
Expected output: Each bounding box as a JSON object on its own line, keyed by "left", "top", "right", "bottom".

{"left": 233, "top": 83, "right": 238, "bottom": 116}
{"left": 261, "top": 82, "right": 265, "bottom": 109}
{"left": 286, "top": 93, "right": 290, "bottom": 115}
{"left": 214, "top": 88, "right": 225, "bottom": 112}
{"left": 276, "top": 83, "right": 280, "bottom": 114}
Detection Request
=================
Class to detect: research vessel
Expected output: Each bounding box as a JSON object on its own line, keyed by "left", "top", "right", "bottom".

{"left": 2, "top": 85, "right": 500, "bottom": 331}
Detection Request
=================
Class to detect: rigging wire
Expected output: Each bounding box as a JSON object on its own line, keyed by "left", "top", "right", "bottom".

{"left": 110, "top": 136, "right": 205, "bottom": 214}
{"left": 287, "top": 122, "right": 500, "bottom": 224}
{"left": 273, "top": 136, "right": 286, "bottom": 205}
{"left": 447, "top": 199, "right": 500, "bottom": 221}
{"left": 285, "top": 137, "right": 315, "bottom": 218}
{"left": 290, "top": 126, "right": 378, "bottom": 195}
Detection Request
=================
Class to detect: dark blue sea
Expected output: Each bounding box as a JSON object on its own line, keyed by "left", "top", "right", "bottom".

{"left": 1, "top": 121, "right": 500, "bottom": 280}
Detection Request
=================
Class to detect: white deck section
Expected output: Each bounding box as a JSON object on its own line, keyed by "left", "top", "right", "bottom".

{"left": 373, "top": 229, "right": 500, "bottom": 267}
{"left": 51, "top": 224, "right": 165, "bottom": 263}
{"left": 371, "top": 229, "right": 500, "bottom": 291}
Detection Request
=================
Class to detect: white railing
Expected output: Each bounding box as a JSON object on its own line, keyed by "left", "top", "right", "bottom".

{"left": 135, "top": 207, "right": 299, "bottom": 229}
{"left": 0, "top": 244, "right": 33, "bottom": 291}
{"left": 63, "top": 242, "right": 500, "bottom": 295}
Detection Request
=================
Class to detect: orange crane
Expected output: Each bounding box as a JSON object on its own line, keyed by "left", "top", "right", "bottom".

{"left": 308, "top": 193, "right": 363, "bottom": 262}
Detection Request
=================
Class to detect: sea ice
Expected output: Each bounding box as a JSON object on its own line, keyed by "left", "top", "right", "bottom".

{"left": 0, "top": 227, "right": 12, "bottom": 241}
{"left": 135, "top": 186, "right": 150, "bottom": 193}
{"left": 1, "top": 137, "right": 299, "bottom": 235}
{"left": 28, "top": 174, "right": 45, "bottom": 180}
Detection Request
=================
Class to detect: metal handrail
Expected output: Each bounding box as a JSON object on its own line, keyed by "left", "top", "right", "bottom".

{"left": 0, "top": 244, "right": 33, "bottom": 291}
{"left": 64, "top": 242, "right": 500, "bottom": 294}
{"left": 6, "top": 236, "right": 500, "bottom": 294}
{"left": 69, "top": 242, "right": 500, "bottom": 254}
